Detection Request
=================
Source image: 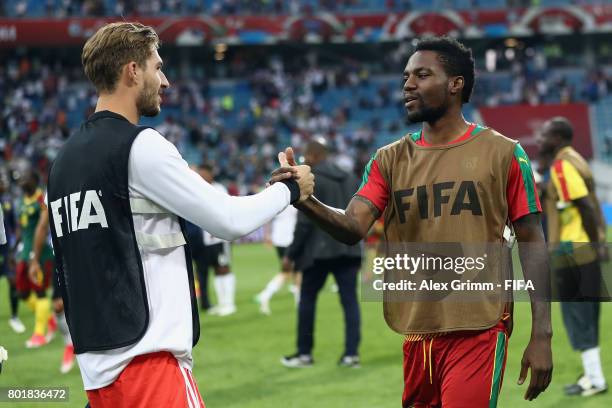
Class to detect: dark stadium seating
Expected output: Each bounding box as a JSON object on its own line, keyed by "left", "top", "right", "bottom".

{"left": 1, "top": 0, "right": 607, "bottom": 17}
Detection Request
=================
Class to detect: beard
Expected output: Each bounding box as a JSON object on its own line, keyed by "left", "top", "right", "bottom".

{"left": 405, "top": 89, "right": 450, "bottom": 124}
{"left": 136, "top": 78, "right": 160, "bottom": 117}
{"left": 406, "top": 100, "right": 449, "bottom": 124}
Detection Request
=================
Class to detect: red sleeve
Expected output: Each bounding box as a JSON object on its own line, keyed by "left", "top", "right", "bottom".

{"left": 355, "top": 158, "right": 389, "bottom": 213}
{"left": 506, "top": 156, "right": 542, "bottom": 222}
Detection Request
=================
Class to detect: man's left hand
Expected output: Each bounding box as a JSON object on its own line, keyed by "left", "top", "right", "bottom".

{"left": 517, "top": 336, "right": 553, "bottom": 400}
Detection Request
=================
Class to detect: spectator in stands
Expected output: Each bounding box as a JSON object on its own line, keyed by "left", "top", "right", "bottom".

{"left": 0, "top": 42, "right": 610, "bottom": 196}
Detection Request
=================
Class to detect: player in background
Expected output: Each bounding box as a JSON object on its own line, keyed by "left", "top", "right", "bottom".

{"left": 29, "top": 198, "right": 75, "bottom": 373}
{"left": 185, "top": 163, "right": 213, "bottom": 312}
{"left": 281, "top": 138, "right": 363, "bottom": 369}
{"left": 255, "top": 205, "right": 299, "bottom": 315}
{"left": 538, "top": 117, "right": 608, "bottom": 397}
{"left": 197, "top": 164, "right": 237, "bottom": 317}
{"left": 0, "top": 174, "right": 24, "bottom": 333}
{"left": 15, "top": 171, "right": 57, "bottom": 348}
{"left": 278, "top": 37, "right": 552, "bottom": 406}
{"left": 0, "top": 195, "right": 7, "bottom": 373}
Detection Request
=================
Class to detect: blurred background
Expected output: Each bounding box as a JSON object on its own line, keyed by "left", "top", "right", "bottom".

{"left": 0, "top": 1, "right": 612, "bottom": 407}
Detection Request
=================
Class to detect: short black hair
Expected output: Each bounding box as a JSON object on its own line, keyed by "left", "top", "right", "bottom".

{"left": 547, "top": 117, "right": 573, "bottom": 141}
{"left": 414, "top": 36, "right": 475, "bottom": 103}
{"left": 305, "top": 138, "right": 329, "bottom": 162}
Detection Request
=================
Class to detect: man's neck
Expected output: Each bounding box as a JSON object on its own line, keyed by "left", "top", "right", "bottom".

{"left": 553, "top": 143, "right": 572, "bottom": 158}
{"left": 421, "top": 108, "right": 469, "bottom": 146}
{"left": 95, "top": 93, "right": 139, "bottom": 125}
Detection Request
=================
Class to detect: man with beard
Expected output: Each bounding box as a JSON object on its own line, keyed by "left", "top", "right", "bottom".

{"left": 45, "top": 22, "right": 313, "bottom": 407}
{"left": 281, "top": 37, "right": 553, "bottom": 406}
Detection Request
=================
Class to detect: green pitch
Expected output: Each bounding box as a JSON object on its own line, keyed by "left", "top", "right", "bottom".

{"left": 1, "top": 241, "right": 611, "bottom": 408}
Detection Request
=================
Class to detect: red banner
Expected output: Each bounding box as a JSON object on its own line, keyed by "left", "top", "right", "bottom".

{"left": 479, "top": 103, "right": 593, "bottom": 160}
{"left": 1, "top": 5, "right": 612, "bottom": 47}
{"left": 0, "top": 17, "right": 225, "bottom": 47}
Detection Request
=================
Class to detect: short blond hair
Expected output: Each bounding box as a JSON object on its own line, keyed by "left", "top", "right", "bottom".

{"left": 82, "top": 22, "right": 159, "bottom": 93}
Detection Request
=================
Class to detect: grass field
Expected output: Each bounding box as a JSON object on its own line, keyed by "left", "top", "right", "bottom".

{"left": 1, "top": 242, "right": 612, "bottom": 408}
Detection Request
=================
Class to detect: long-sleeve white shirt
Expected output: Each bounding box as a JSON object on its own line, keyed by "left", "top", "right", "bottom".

{"left": 202, "top": 182, "right": 229, "bottom": 246}
{"left": 77, "top": 128, "right": 292, "bottom": 390}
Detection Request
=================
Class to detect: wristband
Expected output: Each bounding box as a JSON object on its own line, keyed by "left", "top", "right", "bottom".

{"left": 280, "top": 178, "right": 300, "bottom": 204}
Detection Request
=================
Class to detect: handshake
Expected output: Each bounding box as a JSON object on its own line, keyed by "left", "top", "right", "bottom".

{"left": 269, "top": 147, "right": 314, "bottom": 203}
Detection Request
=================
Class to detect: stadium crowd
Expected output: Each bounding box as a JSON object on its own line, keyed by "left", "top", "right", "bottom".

{"left": 1, "top": 43, "right": 611, "bottom": 198}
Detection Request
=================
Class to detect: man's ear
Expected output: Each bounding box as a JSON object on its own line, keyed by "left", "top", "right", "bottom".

{"left": 449, "top": 76, "right": 464, "bottom": 98}
{"left": 125, "top": 61, "right": 140, "bottom": 86}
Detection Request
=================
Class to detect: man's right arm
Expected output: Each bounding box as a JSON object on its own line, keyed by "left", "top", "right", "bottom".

{"left": 285, "top": 148, "right": 387, "bottom": 245}
{"left": 129, "top": 129, "right": 313, "bottom": 241}
{"left": 294, "top": 195, "right": 380, "bottom": 245}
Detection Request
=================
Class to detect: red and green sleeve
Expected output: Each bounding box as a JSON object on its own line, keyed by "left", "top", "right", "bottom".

{"left": 355, "top": 154, "right": 390, "bottom": 213}
{"left": 506, "top": 144, "right": 541, "bottom": 222}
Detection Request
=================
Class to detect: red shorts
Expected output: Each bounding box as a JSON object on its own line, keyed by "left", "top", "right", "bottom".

{"left": 15, "top": 260, "right": 53, "bottom": 293}
{"left": 86, "top": 352, "right": 205, "bottom": 408}
{"left": 402, "top": 321, "right": 508, "bottom": 408}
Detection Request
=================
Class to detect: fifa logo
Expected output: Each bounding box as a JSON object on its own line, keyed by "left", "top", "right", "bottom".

{"left": 50, "top": 190, "right": 109, "bottom": 237}
{"left": 393, "top": 181, "right": 482, "bottom": 223}
{"left": 462, "top": 157, "right": 478, "bottom": 170}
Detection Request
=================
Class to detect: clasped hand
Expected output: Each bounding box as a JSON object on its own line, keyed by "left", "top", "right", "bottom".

{"left": 268, "top": 147, "right": 314, "bottom": 202}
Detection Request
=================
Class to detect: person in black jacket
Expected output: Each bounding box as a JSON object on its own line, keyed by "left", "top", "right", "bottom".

{"left": 281, "top": 138, "right": 363, "bottom": 368}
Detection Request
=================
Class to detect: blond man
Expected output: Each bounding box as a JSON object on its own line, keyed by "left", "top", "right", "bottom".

{"left": 46, "top": 22, "right": 312, "bottom": 407}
